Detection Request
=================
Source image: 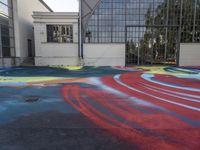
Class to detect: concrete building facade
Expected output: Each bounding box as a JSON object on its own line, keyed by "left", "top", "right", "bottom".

{"left": 0, "top": 0, "right": 52, "bottom": 67}
{"left": 1, "top": 0, "right": 200, "bottom": 67}
{"left": 81, "top": 0, "right": 200, "bottom": 66}
{"left": 32, "top": 12, "right": 79, "bottom": 66}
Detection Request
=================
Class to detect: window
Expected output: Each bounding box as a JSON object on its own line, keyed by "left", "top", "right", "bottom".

{"left": 0, "top": 0, "right": 14, "bottom": 57}
{"left": 47, "top": 25, "right": 73, "bottom": 43}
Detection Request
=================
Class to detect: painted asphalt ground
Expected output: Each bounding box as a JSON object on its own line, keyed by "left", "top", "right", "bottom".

{"left": 0, "top": 66, "right": 199, "bottom": 150}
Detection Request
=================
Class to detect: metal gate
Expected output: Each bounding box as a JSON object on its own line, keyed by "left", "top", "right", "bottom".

{"left": 125, "top": 26, "right": 179, "bottom": 65}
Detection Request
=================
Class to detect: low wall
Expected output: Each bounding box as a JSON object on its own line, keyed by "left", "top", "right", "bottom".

{"left": 0, "top": 57, "right": 27, "bottom": 67}
{"left": 35, "top": 57, "right": 79, "bottom": 66}
{"left": 83, "top": 43, "right": 125, "bottom": 66}
{"left": 35, "top": 43, "right": 79, "bottom": 66}
{"left": 0, "top": 58, "right": 14, "bottom": 67}
{"left": 179, "top": 43, "right": 200, "bottom": 66}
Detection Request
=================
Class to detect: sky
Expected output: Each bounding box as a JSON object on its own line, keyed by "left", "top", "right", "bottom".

{"left": 43, "top": 0, "right": 79, "bottom": 12}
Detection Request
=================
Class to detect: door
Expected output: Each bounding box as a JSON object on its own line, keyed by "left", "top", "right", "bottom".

{"left": 125, "top": 26, "right": 179, "bottom": 65}
{"left": 28, "top": 39, "right": 33, "bottom": 57}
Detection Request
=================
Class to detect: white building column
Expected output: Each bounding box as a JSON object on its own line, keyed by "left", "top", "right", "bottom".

{"left": 12, "top": 0, "right": 20, "bottom": 57}
{"left": 0, "top": 25, "right": 2, "bottom": 57}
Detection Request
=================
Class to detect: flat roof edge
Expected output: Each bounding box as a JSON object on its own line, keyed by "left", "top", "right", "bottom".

{"left": 32, "top": 11, "right": 79, "bottom": 20}
{"left": 33, "top": 11, "right": 79, "bottom": 16}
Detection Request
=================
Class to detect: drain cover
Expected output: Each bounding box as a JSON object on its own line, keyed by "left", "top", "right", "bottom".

{"left": 24, "top": 96, "right": 40, "bottom": 103}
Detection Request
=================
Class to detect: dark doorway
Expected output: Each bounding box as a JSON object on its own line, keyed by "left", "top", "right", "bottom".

{"left": 28, "top": 39, "right": 33, "bottom": 57}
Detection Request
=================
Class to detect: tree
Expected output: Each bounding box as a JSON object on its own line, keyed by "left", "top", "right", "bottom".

{"left": 138, "top": 0, "right": 200, "bottom": 64}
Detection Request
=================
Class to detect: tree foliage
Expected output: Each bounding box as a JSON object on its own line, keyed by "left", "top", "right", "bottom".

{"left": 137, "top": 0, "right": 200, "bottom": 64}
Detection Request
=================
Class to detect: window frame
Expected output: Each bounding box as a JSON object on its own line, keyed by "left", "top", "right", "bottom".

{"left": 46, "top": 24, "right": 73, "bottom": 43}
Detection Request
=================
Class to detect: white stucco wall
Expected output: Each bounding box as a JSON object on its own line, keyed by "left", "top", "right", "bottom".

{"left": 33, "top": 12, "right": 79, "bottom": 66}
{"left": 13, "top": 0, "right": 51, "bottom": 58}
{"left": 83, "top": 44, "right": 125, "bottom": 66}
{"left": 35, "top": 43, "right": 79, "bottom": 66}
{"left": 179, "top": 43, "right": 200, "bottom": 66}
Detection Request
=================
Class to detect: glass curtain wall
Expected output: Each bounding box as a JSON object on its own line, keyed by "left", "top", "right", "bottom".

{"left": 0, "top": 0, "right": 14, "bottom": 57}
{"left": 195, "top": 0, "right": 200, "bottom": 42}
{"left": 85, "top": 0, "right": 200, "bottom": 65}
{"left": 85, "top": 0, "right": 200, "bottom": 43}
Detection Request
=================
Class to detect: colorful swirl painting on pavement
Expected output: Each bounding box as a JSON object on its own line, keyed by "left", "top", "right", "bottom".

{"left": 0, "top": 66, "right": 200, "bottom": 150}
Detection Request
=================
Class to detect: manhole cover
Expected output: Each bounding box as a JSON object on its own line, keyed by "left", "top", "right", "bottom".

{"left": 24, "top": 96, "right": 40, "bottom": 103}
